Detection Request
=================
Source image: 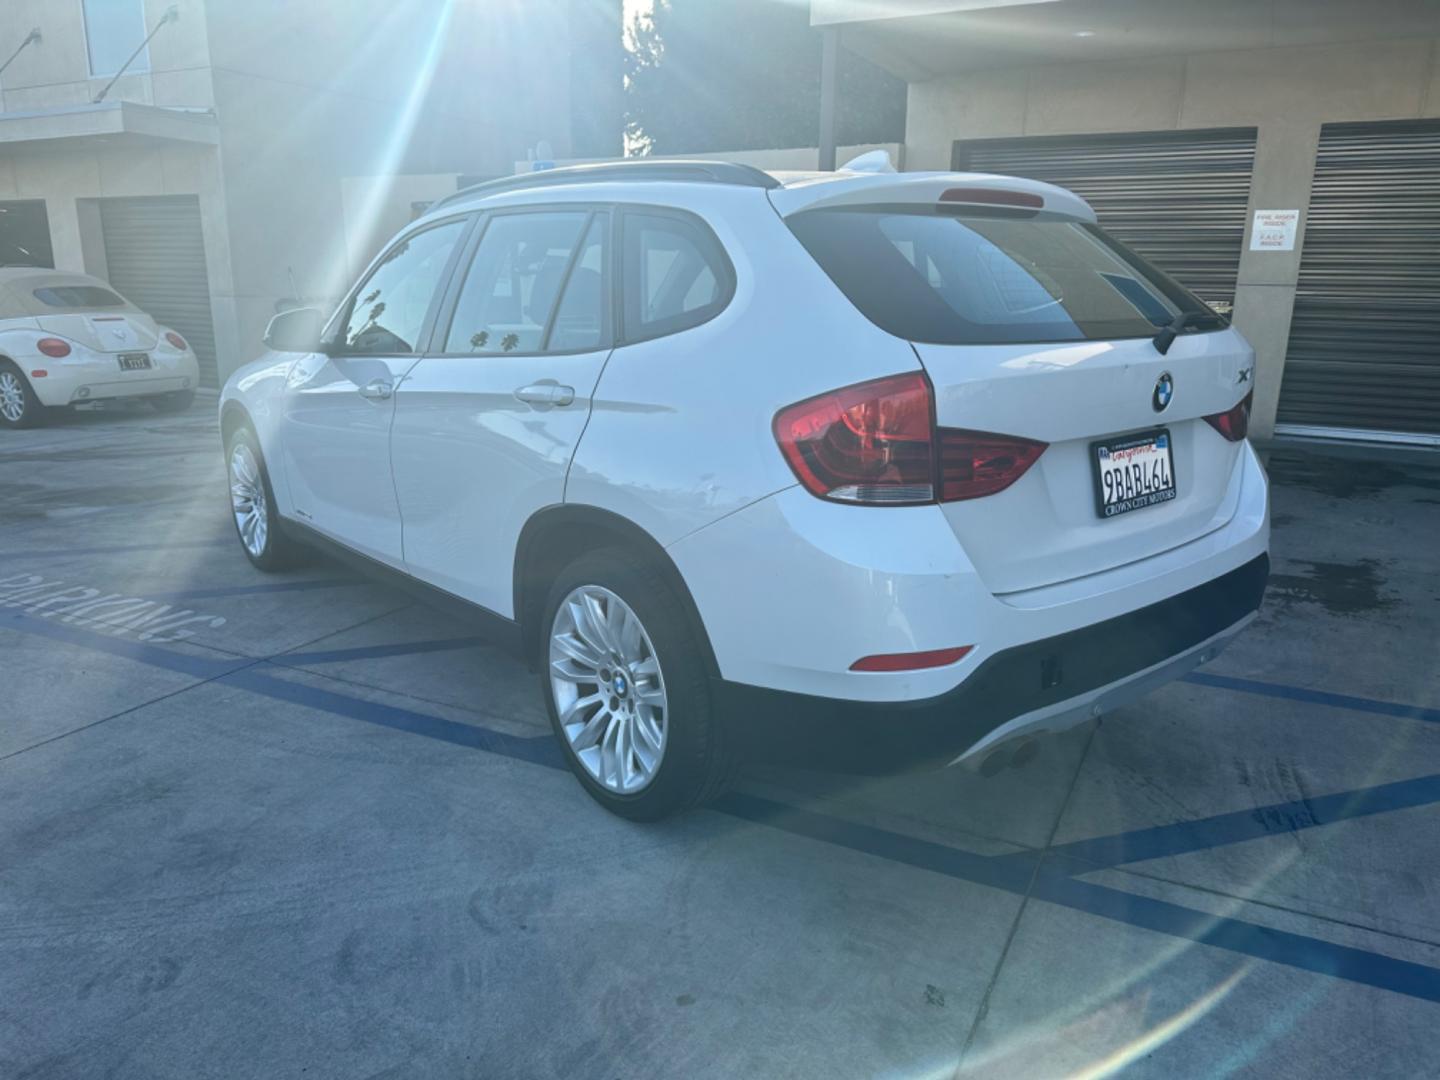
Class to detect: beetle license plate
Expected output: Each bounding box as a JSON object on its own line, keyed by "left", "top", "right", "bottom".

{"left": 118, "top": 353, "right": 152, "bottom": 371}
{"left": 1092, "top": 429, "right": 1175, "bottom": 519}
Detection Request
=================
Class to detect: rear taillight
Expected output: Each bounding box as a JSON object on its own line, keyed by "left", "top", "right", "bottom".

{"left": 1203, "top": 391, "right": 1252, "bottom": 442}
{"left": 165, "top": 331, "right": 188, "bottom": 350}
{"left": 937, "top": 428, "right": 1048, "bottom": 502}
{"left": 773, "top": 373, "right": 1047, "bottom": 506}
{"left": 773, "top": 373, "right": 936, "bottom": 505}
{"left": 37, "top": 338, "right": 71, "bottom": 358}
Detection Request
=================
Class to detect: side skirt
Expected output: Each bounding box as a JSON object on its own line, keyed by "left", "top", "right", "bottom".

{"left": 277, "top": 516, "right": 524, "bottom": 658}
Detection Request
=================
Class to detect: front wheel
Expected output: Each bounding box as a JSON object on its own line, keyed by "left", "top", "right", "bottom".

{"left": 542, "top": 549, "right": 732, "bottom": 821}
{"left": 226, "top": 426, "right": 304, "bottom": 571}
{"left": 0, "top": 362, "right": 47, "bottom": 429}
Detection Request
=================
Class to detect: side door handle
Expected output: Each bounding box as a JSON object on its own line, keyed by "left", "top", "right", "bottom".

{"left": 357, "top": 378, "right": 393, "bottom": 401}
{"left": 514, "top": 382, "right": 575, "bottom": 406}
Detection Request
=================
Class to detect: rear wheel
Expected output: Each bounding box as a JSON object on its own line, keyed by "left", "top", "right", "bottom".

{"left": 0, "top": 362, "right": 47, "bottom": 429}
{"left": 151, "top": 389, "right": 196, "bottom": 414}
{"left": 226, "top": 426, "right": 304, "bottom": 571}
{"left": 542, "top": 549, "right": 732, "bottom": 821}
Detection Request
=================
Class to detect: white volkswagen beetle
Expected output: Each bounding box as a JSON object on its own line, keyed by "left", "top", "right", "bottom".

{"left": 0, "top": 268, "right": 201, "bottom": 428}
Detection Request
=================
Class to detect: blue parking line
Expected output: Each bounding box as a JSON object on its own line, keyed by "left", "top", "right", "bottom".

{"left": 1031, "top": 869, "right": 1440, "bottom": 1004}
{"left": 221, "top": 666, "right": 561, "bottom": 769}
{"left": 1035, "top": 772, "right": 1440, "bottom": 872}
{"left": 281, "top": 635, "right": 484, "bottom": 665}
{"left": 719, "top": 792, "right": 1440, "bottom": 1004}
{"left": 7, "top": 609, "right": 1440, "bottom": 1006}
{"left": 1184, "top": 670, "right": 1440, "bottom": 725}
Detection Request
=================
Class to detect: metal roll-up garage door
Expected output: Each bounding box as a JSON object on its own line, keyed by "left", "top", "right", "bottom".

{"left": 1276, "top": 120, "right": 1440, "bottom": 442}
{"left": 953, "top": 128, "right": 1258, "bottom": 312}
{"left": 98, "top": 195, "right": 219, "bottom": 388}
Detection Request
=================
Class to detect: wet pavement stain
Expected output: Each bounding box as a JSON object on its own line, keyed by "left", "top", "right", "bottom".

{"left": 1266, "top": 558, "right": 1398, "bottom": 617}
{"left": 1266, "top": 452, "right": 1440, "bottom": 499}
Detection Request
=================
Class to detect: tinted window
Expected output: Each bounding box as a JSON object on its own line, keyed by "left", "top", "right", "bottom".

{"left": 547, "top": 216, "right": 608, "bottom": 352}
{"left": 33, "top": 286, "right": 126, "bottom": 308}
{"left": 341, "top": 219, "right": 466, "bottom": 355}
{"left": 443, "top": 212, "right": 589, "bottom": 354}
{"left": 622, "top": 212, "right": 731, "bottom": 341}
{"left": 787, "top": 208, "right": 1222, "bottom": 346}
{"left": 83, "top": 0, "right": 149, "bottom": 77}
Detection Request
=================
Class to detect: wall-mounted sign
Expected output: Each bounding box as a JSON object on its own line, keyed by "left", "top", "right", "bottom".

{"left": 1250, "top": 209, "right": 1300, "bottom": 251}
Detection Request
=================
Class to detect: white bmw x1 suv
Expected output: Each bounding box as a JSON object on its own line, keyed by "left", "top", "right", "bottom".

{"left": 220, "top": 160, "right": 1269, "bottom": 819}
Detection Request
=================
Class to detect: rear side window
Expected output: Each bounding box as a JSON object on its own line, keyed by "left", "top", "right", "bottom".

{"left": 622, "top": 211, "right": 733, "bottom": 342}
{"left": 442, "top": 211, "right": 599, "bottom": 354}
{"left": 786, "top": 208, "right": 1223, "bottom": 346}
{"left": 33, "top": 285, "right": 126, "bottom": 308}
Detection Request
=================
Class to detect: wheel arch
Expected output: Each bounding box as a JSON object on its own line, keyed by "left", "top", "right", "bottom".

{"left": 219, "top": 398, "right": 253, "bottom": 449}
{"left": 514, "top": 504, "right": 721, "bottom": 678}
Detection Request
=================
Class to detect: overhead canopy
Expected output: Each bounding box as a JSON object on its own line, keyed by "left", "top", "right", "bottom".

{"left": 0, "top": 101, "right": 218, "bottom": 150}
{"left": 813, "top": 0, "right": 1440, "bottom": 81}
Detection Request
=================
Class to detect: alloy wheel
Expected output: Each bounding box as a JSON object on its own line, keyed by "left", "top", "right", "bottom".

{"left": 549, "top": 585, "right": 668, "bottom": 794}
{"left": 229, "top": 440, "right": 269, "bottom": 557}
{"left": 0, "top": 371, "right": 26, "bottom": 423}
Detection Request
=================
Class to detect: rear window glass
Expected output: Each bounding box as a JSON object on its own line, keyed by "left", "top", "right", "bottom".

{"left": 32, "top": 285, "right": 126, "bottom": 308}
{"left": 786, "top": 208, "right": 1223, "bottom": 346}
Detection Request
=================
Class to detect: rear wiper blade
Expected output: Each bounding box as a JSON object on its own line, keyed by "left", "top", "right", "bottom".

{"left": 1152, "top": 310, "right": 1211, "bottom": 355}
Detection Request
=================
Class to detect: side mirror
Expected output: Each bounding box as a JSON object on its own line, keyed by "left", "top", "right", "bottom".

{"left": 263, "top": 306, "right": 324, "bottom": 353}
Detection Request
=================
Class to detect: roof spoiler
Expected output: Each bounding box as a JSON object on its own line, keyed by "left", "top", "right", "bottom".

{"left": 768, "top": 171, "right": 1096, "bottom": 221}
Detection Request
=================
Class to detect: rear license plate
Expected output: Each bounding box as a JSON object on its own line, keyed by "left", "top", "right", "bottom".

{"left": 1092, "top": 429, "right": 1176, "bottom": 519}
{"left": 118, "top": 353, "right": 152, "bottom": 371}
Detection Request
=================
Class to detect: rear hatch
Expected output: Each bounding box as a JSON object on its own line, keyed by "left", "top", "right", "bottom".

{"left": 778, "top": 172, "right": 1253, "bottom": 595}
{"left": 37, "top": 312, "right": 159, "bottom": 354}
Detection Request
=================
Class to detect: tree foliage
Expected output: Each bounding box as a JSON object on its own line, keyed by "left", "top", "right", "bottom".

{"left": 624, "top": 0, "right": 906, "bottom": 156}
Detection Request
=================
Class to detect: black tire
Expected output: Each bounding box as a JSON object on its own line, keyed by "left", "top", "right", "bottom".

{"left": 0, "top": 361, "right": 48, "bottom": 429}
{"left": 224, "top": 425, "right": 305, "bottom": 571}
{"left": 541, "top": 548, "right": 733, "bottom": 821}
{"left": 151, "top": 389, "right": 196, "bottom": 414}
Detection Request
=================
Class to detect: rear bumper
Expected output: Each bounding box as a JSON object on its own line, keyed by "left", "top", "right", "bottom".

{"left": 716, "top": 553, "right": 1268, "bottom": 774}
{"left": 30, "top": 355, "right": 199, "bottom": 406}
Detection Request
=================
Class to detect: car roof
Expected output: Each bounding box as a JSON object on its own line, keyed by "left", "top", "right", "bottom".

{"left": 0, "top": 268, "right": 136, "bottom": 317}
{"left": 419, "top": 159, "right": 1095, "bottom": 227}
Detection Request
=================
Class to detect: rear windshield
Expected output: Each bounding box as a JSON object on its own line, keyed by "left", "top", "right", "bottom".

{"left": 786, "top": 208, "right": 1224, "bottom": 346}
{"left": 32, "top": 285, "right": 126, "bottom": 309}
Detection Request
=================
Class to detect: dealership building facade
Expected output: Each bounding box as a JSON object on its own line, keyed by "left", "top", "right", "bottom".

{"left": 815, "top": 0, "right": 1440, "bottom": 444}
{"left": 0, "top": 0, "right": 620, "bottom": 389}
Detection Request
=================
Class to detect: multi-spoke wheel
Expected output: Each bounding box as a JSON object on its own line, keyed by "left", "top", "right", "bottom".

{"left": 229, "top": 440, "right": 269, "bottom": 560}
{"left": 0, "top": 362, "right": 46, "bottom": 429}
{"left": 225, "top": 426, "right": 302, "bottom": 571}
{"left": 542, "top": 549, "right": 733, "bottom": 820}
{"left": 550, "top": 585, "right": 669, "bottom": 794}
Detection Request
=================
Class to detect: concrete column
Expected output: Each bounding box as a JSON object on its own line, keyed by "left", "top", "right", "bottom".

{"left": 1231, "top": 120, "right": 1322, "bottom": 438}
{"left": 818, "top": 27, "right": 839, "bottom": 171}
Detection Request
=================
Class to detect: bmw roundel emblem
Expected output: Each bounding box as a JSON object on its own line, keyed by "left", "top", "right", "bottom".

{"left": 1152, "top": 372, "right": 1174, "bottom": 412}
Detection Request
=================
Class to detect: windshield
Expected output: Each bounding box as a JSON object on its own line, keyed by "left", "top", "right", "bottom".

{"left": 787, "top": 207, "right": 1224, "bottom": 346}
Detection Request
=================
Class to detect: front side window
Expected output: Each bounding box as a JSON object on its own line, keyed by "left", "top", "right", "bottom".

{"left": 787, "top": 208, "right": 1223, "bottom": 346}
{"left": 83, "top": 0, "right": 150, "bottom": 78}
{"left": 622, "top": 211, "right": 732, "bottom": 342}
{"left": 340, "top": 219, "right": 467, "bottom": 355}
{"left": 442, "top": 211, "right": 594, "bottom": 355}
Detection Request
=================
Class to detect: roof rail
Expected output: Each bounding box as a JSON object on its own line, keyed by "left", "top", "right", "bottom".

{"left": 430, "top": 159, "right": 780, "bottom": 212}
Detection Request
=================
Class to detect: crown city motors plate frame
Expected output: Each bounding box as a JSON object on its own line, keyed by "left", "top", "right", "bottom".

{"left": 1091, "top": 428, "right": 1176, "bottom": 519}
